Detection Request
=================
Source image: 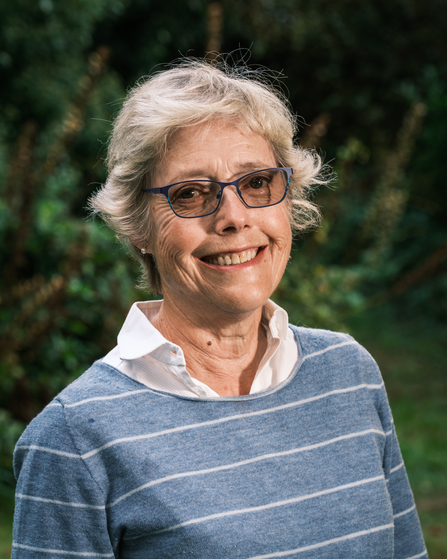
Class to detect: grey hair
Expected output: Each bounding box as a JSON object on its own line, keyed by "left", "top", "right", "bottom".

{"left": 89, "top": 58, "right": 330, "bottom": 293}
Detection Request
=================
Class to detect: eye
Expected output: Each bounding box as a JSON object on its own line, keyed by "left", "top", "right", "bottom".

{"left": 179, "top": 188, "right": 197, "bottom": 200}
{"left": 248, "top": 176, "right": 268, "bottom": 189}
{"left": 169, "top": 182, "right": 212, "bottom": 204}
{"left": 240, "top": 173, "right": 272, "bottom": 192}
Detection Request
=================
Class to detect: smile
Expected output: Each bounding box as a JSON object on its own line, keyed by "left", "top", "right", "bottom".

{"left": 202, "top": 248, "right": 260, "bottom": 266}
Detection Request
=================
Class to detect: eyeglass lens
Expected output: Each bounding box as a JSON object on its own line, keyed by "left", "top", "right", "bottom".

{"left": 168, "top": 169, "right": 288, "bottom": 218}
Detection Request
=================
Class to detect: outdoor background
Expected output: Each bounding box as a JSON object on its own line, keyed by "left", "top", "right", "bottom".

{"left": 1, "top": 0, "right": 446, "bottom": 556}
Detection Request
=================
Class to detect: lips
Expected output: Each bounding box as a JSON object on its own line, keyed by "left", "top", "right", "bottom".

{"left": 202, "top": 248, "right": 260, "bottom": 266}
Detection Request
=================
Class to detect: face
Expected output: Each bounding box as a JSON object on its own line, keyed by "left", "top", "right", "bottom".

{"left": 146, "top": 120, "right": 292, "bottom": 320}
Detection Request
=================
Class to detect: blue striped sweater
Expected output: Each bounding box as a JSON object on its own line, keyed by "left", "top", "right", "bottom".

{"left": 13, "top": 327, "right": 427, "bottom": 558}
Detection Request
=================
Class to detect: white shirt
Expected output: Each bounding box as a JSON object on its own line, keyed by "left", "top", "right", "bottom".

{"left": 102, "top": 299, "right": 298, "bottom": 398}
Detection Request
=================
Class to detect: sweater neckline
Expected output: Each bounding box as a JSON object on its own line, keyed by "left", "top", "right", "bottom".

{"left": 98, "top": 325, "right": 305, "bottom": 403}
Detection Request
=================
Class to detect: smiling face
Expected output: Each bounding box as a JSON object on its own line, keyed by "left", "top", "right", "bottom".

{"left": 146, "top": 120, "right": 292, "bottom": 321}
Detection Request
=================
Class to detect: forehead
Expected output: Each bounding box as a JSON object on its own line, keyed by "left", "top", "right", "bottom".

{"left": 156, "top": 120, "right": 277, "bottom": 183}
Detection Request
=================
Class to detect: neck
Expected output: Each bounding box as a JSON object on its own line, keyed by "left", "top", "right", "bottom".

{"left": 151, "top": 297, "right": 268, "bottom": 396}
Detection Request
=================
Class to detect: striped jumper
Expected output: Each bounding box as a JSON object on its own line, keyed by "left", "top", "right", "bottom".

{"left": 12, "top": 327, "right": 427, "bottom": 558}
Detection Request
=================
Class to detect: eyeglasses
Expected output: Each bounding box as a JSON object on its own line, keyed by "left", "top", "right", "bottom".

{"left": 143, "top": 167, "right": 293, "bottom": 219}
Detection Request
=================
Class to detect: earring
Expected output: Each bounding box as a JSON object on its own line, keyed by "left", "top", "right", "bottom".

{"left": 141, "top": 248, "right": 146, "bottom": 255}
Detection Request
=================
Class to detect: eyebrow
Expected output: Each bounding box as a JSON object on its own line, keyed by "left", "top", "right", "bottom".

{"left": 166, "top": 161, "right": 275, "bottom": 184}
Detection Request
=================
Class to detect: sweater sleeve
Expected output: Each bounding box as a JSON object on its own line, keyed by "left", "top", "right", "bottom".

{"left": 363, "top": 345, "right": 428, "bottom": 559}
{"left": 384, "top": 420, "right": 428, "bottom": 559}
{"left": 12, "top": 401, "right": 116, "bottom": 558}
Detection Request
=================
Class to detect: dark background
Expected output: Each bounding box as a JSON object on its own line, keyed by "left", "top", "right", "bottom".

{"left": 1, "top": 0, "right": 446, "bottom": 554}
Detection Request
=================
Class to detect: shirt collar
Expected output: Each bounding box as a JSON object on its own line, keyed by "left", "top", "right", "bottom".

{"left": 118, "top": 300, "right": 177, "bottom": 360}
{"left": 117, "top": 299, "right": 290, "bottom": 361}
{"left": 262, "top": 298, "right": 289, "bottom": 340}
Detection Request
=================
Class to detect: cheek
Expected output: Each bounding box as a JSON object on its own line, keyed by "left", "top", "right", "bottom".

{"left": 276, "top": 234, "right": 292, "bottom": 277}
{"left": 146, "top": 200, "right": 177, "bottom": 254}
{"left": 149, "top": 207, "right": 202, "bottom": 274}
{"left": 152, "top": 223, "right": 182, "bottom": 268}
{"left": 271, "top": 212, "right": 292, "bottom": 273}
{"left": 269, "top": 208, "right": 292, "bottom": 249}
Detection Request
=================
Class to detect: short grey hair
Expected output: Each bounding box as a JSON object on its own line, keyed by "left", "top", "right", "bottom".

{"left": 89, "top": 58, "right": 329, "bottom": 293}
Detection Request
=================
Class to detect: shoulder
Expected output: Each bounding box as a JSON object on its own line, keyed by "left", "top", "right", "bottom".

{"left": 290, "top": 324, "right": 354, "bottom": 352}
{"left": 14, "top": 361, "right": 146, "bottom": 466}
{"left": 289, "top": 325, "right": 383, "bottom": 386}
{"left": 54, "top": 359, "right": 142, "bottom": 406}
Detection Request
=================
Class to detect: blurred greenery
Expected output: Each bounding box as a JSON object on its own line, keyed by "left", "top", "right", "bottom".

{"left": 345, "top": 309, "right": 447, "bottom": 558}
{"left": 1, "top": 0, "right": 446, "bottom": 555}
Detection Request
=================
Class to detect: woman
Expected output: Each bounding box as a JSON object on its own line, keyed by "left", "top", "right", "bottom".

{"left": 12, "top": 60, "right": 427, "bottom": 558}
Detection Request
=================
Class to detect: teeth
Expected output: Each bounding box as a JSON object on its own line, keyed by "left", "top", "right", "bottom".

{"left": 206, "top": 249, "right": 258, "bottom": 266}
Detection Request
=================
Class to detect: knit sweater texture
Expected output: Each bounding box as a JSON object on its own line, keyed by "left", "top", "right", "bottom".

{"left": 12, "top": 326, "right": 427, "bottom": 558}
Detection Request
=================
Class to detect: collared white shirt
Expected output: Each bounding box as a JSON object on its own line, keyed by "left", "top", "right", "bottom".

{"left": 102, "top": 299, "right": 298, "bottom": 398}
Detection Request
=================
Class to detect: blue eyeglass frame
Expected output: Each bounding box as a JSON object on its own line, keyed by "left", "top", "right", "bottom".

{"left": 143, "top": 167, "right": 293, "bottom": 219}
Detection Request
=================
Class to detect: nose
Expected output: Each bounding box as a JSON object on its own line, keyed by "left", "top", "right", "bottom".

{"left": 213, "top": 185, "right": 251, "bottom": 233}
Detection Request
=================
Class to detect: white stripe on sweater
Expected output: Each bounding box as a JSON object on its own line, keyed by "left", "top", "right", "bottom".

{"left": 394, "top": 504, "right": 416, "bottom": 519}
{"left": 14, "top": 445, "right": 80, "bottom": 458}
{"left": 12, "top": 543, "right": 113, "bottom": 557}
{"left": 390, "top": 462, "right": 404, "bottom": 474}
{"left": 301, "top": 340, "right": 356, "bottom": 362}
{"left": 385, "top": 460, "right": 406, "bottom": 484}
{"left": 15, "top": 493, "right": 105, "bottom": 510}
{"left": 65, "top": 388, "right": 176, "bottom": 408}
{"left": 246, "top": 523, "right": 394, "bottom": 558}
{"left": 136, "top": 475, "right": 384, "bottom": 538}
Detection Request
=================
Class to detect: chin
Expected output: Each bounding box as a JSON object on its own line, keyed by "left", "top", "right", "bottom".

{"left": 211, "top": 290, "right": 271, "bottom": 316}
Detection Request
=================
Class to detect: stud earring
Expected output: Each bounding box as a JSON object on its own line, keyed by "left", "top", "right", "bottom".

{"left": 141, "top": 248, "right": 146, "bottom": 255}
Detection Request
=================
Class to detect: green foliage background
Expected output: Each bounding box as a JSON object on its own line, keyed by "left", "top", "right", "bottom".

{"left": 1, "top": 0, "right": 446, "bottom": 554}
